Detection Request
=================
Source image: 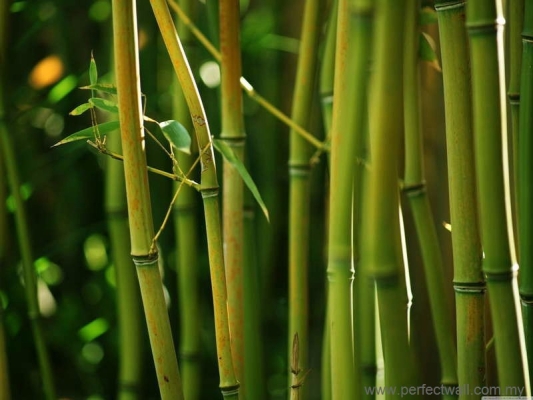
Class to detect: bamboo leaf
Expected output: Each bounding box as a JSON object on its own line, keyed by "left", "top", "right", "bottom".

{"left": 89, "top": 53, "right": 98, "bottom": 86}
{"left": 419, "top": 32, "right": 441, "bottom": 72}
{"left": 80, "top": 83, "right": 118, "bottom": 95}
{"left": 69, "top": 102, "right": 93, "bottom": 116}
{"left": 159, "top": 120, "right": 191, "bottom": 154}
{"left": 89, "top": 97, "right": 119, "bottom": 113}
{"left": 52, "top": 121, "right": 120, "bottom": 147}
{"left": 213, "top": 139, "right": 269, "bottom": 222}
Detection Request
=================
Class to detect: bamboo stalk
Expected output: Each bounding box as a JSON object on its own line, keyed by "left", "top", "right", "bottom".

{"left": 106, "top": 131, "right": 144, "bottom": 400}
{"left": 435, "top": 0, "right": 485, "bottom": 397}
{"left": 288, "top": 0, "right": 323, "bottom": 392}
{"left": 362, "top": 0, "right": 418, "bottom": 395}
{"left": 518, "top": 0, "right": 533, "bottom": 386}
{"left": 111, "top": 0, "right": 183, "bottom": 398}
{"left": 148, "top": 0, "right": 239, "bottom": 397}
{"left": 403, "top": 1, "right": 457, "bottom": 397}
{"left": 172, "top": 0, "right": 201, "bottom": 398}
{"left": 466, "top": 0, "right": 530, "bottom": 394}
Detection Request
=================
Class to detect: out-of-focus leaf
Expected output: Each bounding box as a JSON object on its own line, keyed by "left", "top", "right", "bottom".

{"left": 419, "top": 32, "right": 441, "bottom": 72}
{"left": 52, "top": 121, "right": 120, "bottom": 147}
{"left": 89, "top": 97, "right": 118, "bottom": 113}
{"left": 420, "top": 7, "right": 438, "bottom": 26}
{"left": 159, "top": 120, "right": 191, "bottom": 154}
{"left": 213, "top": 139, "right": 269, "bottom": 222}
{"left": 69, "top": 102, "right": 92, "bottom": 116}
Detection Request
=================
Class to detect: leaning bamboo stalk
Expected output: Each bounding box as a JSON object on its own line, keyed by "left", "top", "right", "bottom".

{"left": 288, "top": 0, "right": 322, "bottom": 391}
{"left": 466, "top": 0, "right": 530, "bottom": 394}
{"left": 403, "top": 1, "right": 457, "bottom": 397}
{"left": 149, "top": 0, "right": 239, "bottom": 397}
{"left": 106, "top": 130, "right": 144, "bottom": 400}
{"left": 435, "top": 0, "right": 485, "bottom": 396}
{"left": 219, "top": 0, "right": 246, "bottom": 393}
{"left": 361, "top": 0, "right": 418, "bottom": 395}
{"left": 518, "top": 0, "right": 533, "bottom": 386}
{"left": 172, "top": 0, "right": 201, "bottom": 398}
{"left": 111, "top": 0, "right": 183, "bottom": 398}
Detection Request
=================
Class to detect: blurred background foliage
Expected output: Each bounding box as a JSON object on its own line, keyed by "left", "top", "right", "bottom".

{"left": 0, "top": 0, "right": 449, "bottom": 398}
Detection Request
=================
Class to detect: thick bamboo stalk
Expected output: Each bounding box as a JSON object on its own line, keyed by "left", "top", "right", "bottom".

{"left": 288, "top": 0, "right": 322, "bottom": 391}
{"left": 518, "top": 0, "right": 533, "bottom": 386}
{"left": 111, "top": 0, "right": 183, "bottom": 398}
{"left": 172, "top": 1, "right": 201, "bottom": 398}
{"left": 219, "top": 0, "right": 246, "bottom": 393}
{"left": 148, "top": 0, "right": 239, "bottom": 397}
{"left": 466, "top": 0, "right": 530, "bottom": 394}
{"left": 435, "top": 1, "right": 486, "bottom": 397}
{"left": 403, "top": 1, "right": 457, "bottom": 397}
{"left": 362, "top": 0, "right": 418, "bottom": 396}
{"left": 106, "top": 131, "right": 144, "bottom": 400}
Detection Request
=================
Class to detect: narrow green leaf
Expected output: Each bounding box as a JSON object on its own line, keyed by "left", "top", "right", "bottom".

{"left": 80, "top": 83, "right": 117, "bottom": 95}
{"left": 419, "top": 32, "right": 442, "bottom": 72}
{"left": 52, "top": 121, "right": 120, "bottom": 147}
{"left": 213, "top": 139, "right": 270, "bottom": 222}
{"left": 70, "top": 102, "right": 93, "bottom": 116}
{"left": 159, "top": 120, "right": 191, "bottom": 154}
{"left": 420, "top": 7, "right": 438, "bottom": 26}
{"left": 89, "top": 97, "right": 119, "bottom": 113}
{"left": 89, "top": 53, "right": 98, "bottom": 86}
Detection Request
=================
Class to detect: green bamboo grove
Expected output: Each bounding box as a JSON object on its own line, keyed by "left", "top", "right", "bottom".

{"left": 2, "top": 0, "right": 533, "bottom": 398}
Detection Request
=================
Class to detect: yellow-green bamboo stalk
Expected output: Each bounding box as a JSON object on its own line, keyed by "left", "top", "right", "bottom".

{"left": 403, "top": 1, "right": 457, "bottom": 397}
{"left": 288, "top": 0, "right": 323, "bottom": 392}
{"left": 518, "top": 0, "right": 533, "bottom": 386}
{"left": 466, "top": 0, "right": 530, "bottom": 394}
{"left": 172, "top": 0, "right": 201, "bottom": 398}
{"left": 435, "top": 0, "right": 485, "bottom": 397}
{"left": 219, "top": 0, "right": 246, "bottom": 393}
{"left": 149, "top": 0, "right": 239, "bottom": 397}
{"left": 106, "top": 131, "right": 144, "bottom": 400}
{"left": 362, "top": 0, "right": 418, "bottom": 396}
{"left": 111, "top": 0, "right": 183, "bottom": 398}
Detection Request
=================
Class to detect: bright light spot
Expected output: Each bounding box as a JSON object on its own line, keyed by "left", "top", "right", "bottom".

{"left": 89, "top": 0, "right": 111, "bottom": 22}
{"left": 38, "top": 279, "right": 57, "bottom": 317}
{"left": 6, "top": 183, "right": 33, "bottom": 212}
{"left": 199, "top": 61, "right": 221, "bottom": 88}
{"left": 10, "top": 1, "right": 26, "bottom": 12}
{"left": 138, "top": 28, "right": 149, "bottom": 50}
{"left": 29, "top": 55, "right": 64, "bottom": 89}
{"left": 163, "top": 284, "right": 171, "bottom": 309}
{"left": 0, "top": 291, "right": 8, "bottom": 309}
{"left": 84, "top": 234, "right": 109, "bottom": 271}
{"left": 78, "top": 318, "right": 109, "bottom": 342}
{"left": 44, "top": 112, "right": 64, "bottom": 137}
{"left": 81, "top": 342, "right": 104, "bottom": 364}
{"left": 47, "top": 74, "right": 78, "bottom": 104}
{"left": 35, "top": 257, "right": 64, "bottom": 285}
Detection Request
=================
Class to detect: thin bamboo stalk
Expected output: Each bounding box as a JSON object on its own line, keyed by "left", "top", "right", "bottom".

{"left": 362, "top": 0, "right": 418, "bottom": 395}
{"left": 288, "top": 0, "right": 322, "bottom": 392}
{"left": 518, "top": 0, "right": 533, "bottom": 386}
{"left": 111, "top": 0, "right": 183, "bottom": 398}
{"left": 435, "top": 0, "right": 485, "bottom": 397}
{"left": 106, "top": 131, "right": 144, "bottom": 400}
{"left": 148, "top": 0, "right": 239, "bottom": 397}
{"left": 0, "top": 31, "right": 55, "bottom": 399}
{"left": 403, "top": 1, "right": 457, "bottom": 397}
{"left": 466, "top": 0, "right": 530, "bottom": 394}
{"left": 219, "top": 0, "right": 246, "bottom": 393}
{"left": 172, "top": 1, "right": 201, "bottom": 398}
